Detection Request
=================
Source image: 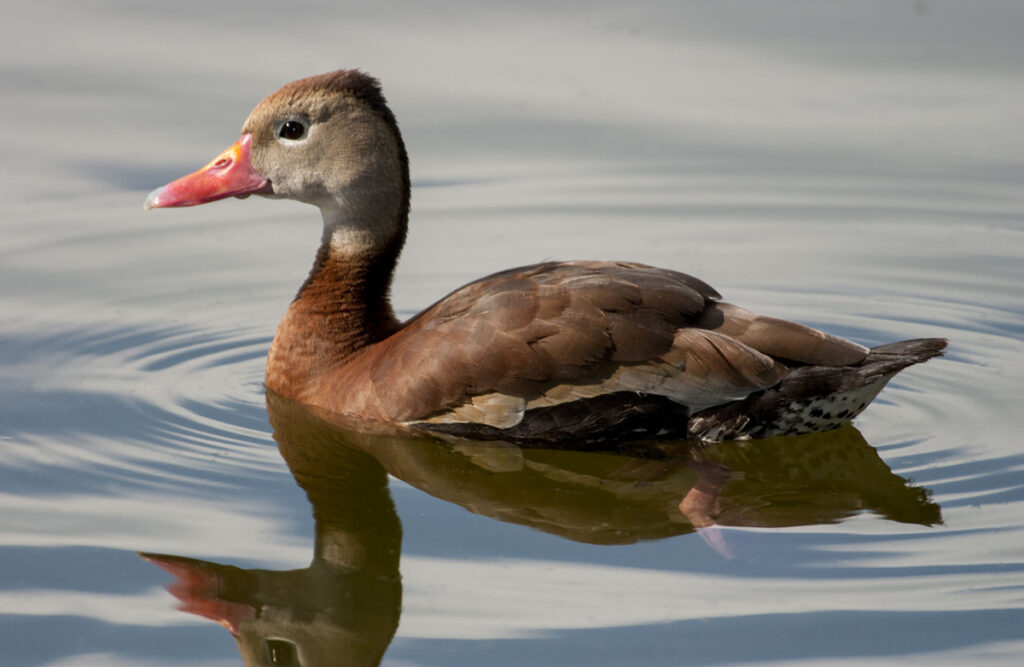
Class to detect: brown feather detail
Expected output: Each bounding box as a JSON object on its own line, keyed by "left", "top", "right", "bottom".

{"left": 695, "top": 302, "right": 869, "bottom": 366}
{"left": 276, "top": 253, "right": 869, "bottom": 432}
{"left": 420, "top": 328, "right": 788, "bottom": 429}
{"left": 331, "top": 261, "right": 721, "bottom": 422}
{"left": 662, "top": 329, "right": 787, "bottom": 396}
{"left": 606, "top": 312, "right": 677, "bottom": 362}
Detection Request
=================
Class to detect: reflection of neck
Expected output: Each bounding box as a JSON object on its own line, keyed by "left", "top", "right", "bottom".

{"left": 311, "top": 448, "right": 402, "bottom": 577}
{"left": 276, "top": 419, "right": 402, "bottom": 578}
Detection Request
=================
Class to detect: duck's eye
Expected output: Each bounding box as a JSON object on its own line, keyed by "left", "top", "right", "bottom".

{"left": 278, "top": 120, "right": 308, "bottom": 141}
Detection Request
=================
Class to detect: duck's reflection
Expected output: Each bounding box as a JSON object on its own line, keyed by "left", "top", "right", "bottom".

{"left": 143, "top": 399, "right": 402, "bottom": 667}
{"left": 142, "top": 392, "right": 940, "bottom": 666}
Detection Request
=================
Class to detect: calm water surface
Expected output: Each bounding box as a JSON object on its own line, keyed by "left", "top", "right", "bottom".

{"left": 2, "top": 2, "right": 1023, "bottom": 665}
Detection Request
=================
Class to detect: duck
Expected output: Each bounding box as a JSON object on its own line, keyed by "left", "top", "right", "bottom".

{"left": 145, "top": 69, "right": 946, "bottom": 443}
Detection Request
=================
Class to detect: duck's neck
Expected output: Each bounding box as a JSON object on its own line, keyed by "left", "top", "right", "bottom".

{"left": 267, "top": 197, "right": 408, "bottom": 400}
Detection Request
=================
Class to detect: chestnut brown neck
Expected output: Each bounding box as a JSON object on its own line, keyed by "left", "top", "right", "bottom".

{"left": 263, "top": 87, "right": 411, "bottom": 403}
{"left": 266, "top": 235, "right": 404, "bottom": 401}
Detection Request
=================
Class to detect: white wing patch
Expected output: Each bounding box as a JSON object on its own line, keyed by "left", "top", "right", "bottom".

{"left": 421, "top": 392, "right": 527, "bottom": 428}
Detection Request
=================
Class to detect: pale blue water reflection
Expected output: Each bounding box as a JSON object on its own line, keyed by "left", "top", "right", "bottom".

{"left": 2, "top": 1, "right": 1023, "bottom": 665}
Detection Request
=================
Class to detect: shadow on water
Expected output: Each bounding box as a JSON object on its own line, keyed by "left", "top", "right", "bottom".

{"left": 142, "top": 392, "right": 939, "bottom": 666}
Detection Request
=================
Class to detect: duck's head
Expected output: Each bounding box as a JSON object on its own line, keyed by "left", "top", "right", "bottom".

{"left": 145, "top": 70, "right": 409, "bottom": 249}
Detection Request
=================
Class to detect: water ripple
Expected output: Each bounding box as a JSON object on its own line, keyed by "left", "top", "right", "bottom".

{"left": 0, "top": 323, "right": 280, "bottom": 495}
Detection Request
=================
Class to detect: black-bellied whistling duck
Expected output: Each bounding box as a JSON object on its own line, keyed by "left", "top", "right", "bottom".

{"left": 145, "top": 70, "right": 946, "bottom": 443}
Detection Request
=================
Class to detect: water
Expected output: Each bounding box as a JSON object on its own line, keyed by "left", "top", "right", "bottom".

{"left": 2, "top": 2, "right": 1023, "bottom": 665}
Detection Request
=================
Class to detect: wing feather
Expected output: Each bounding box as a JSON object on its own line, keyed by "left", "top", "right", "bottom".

{"left": 695, "top": 302, "right": 868, "bottom": 366}
{"left": 353, "top": 261, "right": 860, "bottom": 427}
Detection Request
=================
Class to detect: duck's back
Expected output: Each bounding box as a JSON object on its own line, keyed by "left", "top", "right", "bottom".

{"left": 311, "top": 261, "right": 941, "bottom": 442}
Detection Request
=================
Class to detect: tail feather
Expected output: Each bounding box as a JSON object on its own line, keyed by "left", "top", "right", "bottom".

{"left": 689, "top": 338, "right": 947, "bottom": 441}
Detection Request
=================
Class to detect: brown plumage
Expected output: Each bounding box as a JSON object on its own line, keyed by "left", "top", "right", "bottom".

{"left": 146, "top": 69, "right": 947, "bottom": 443}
